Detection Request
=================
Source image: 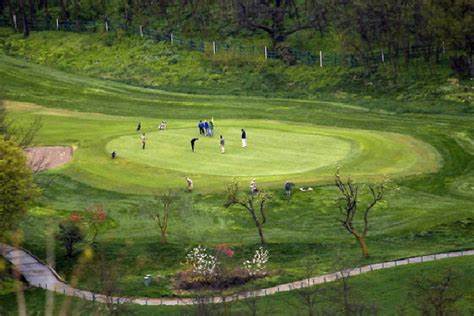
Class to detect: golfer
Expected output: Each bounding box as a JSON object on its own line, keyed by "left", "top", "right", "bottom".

{"left": 140, "top": 133, "right": 146, "bottom": 150}
{"left": 241, "top": 129, "right": 247, "bottom": 147}
{"left": 220, "top": 135, "right": 225, "bottom": 154}
{"left": 198, "top": 121, "right": 204, "bottom": 135}
{"left": 191, "top": 138, "right": 199, "bottom": 152}
{"left": 186, "top": 177, "right": 193, "bottom": 192}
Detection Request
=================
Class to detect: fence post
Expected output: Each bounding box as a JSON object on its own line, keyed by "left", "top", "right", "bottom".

{"left": 13, "top": 15, "right": 17, "bottom": 31}
{"left": 264, "top": 46, "right": 268, "bottom": 59}
{"left": 56, "top": 18, "right": 59, "bottom": 30}
{"left": 105, "top": 21, "right": 109, "bottom": 32}
{"left": 381, "top": 49, "right": 385, "bottom": 63}
{"left": 319, "top": 50, "right": 323, "bottom": 67}
{"left": 139, "top": 25, "right": 143, "bottom": 37}
{"left": 213, "top": 41, "right": 216, "bottom": 54}
{"left": 170, "top": 33, "right": 174, "bottom": 44}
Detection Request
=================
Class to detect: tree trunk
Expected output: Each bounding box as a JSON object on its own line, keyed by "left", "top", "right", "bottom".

{"left": 355, "top": 235, "right": 369, "bottom": 258}
{"left": 160, "top": 229, "right": 167, "bottom": 244}
{"left": 256, "top": 222, "right": 265, "bottom": 245}
{"left": 28, "top": 0, "right": 35, "bottom": 28}
{"left": 18, "top": 0, "right": 29, "bottom": 37}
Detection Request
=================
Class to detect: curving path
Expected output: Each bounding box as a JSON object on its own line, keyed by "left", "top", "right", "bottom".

{"left": 1, "top": 243, "right": 473, "bottom": 306}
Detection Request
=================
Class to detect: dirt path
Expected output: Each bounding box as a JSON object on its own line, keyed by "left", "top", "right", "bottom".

{"left": 1, "top": 243, "right": 472, "bottom": 306}
{"left": 24, "top": 146, "right": 73, "bottom": 171}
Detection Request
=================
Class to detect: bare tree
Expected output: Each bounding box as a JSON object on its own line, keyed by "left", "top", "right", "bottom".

{"left": 224, "top": 181, "right": 271, "bottom": 245}
{"left": 148, "top": 191, "right": 179, "bottom": 244}
{"left": 292, "top": 256, "right": 323, "bottom": 316}
{"left": 409, "top": 268, "right": 463, "bottom": 315}
{"left": 335, "top": 169, "right": 387, "bottom": 258}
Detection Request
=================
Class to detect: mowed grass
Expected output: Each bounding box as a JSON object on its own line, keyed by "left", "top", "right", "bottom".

{"left": 7, "top": 101, "right": 441, "bottom": 192}
{"left": 0, "top": 52, "right": 473, "bottom": 303}
{"left": 1, "top": 256, "right": 473, "bottom": 315}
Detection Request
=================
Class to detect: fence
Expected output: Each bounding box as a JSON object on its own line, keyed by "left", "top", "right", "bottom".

{"left": 0, "top": 16, "right": 454, "bottom": 68}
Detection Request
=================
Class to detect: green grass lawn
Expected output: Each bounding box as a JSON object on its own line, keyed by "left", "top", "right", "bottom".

{"left": 1, "top": 256, "right": 473, "bottom": 315}
{"left": 0, "top": 29, "right": 473, "bottom": 313}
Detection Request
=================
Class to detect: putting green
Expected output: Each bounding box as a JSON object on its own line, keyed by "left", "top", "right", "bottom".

{"left": 106, "top": 127, "right": 354, "bottom": 176}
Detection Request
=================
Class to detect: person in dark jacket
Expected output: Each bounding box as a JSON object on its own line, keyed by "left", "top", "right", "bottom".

{"left": 198, "top": 121, "right": 204, "bottom": 135}
{"left": 136, "top": 122, "right": 141, "bottom": 132}
{"left": 191, "top": 138, "right": 199, "bottom": 152}
{"left": 241, "top": 129, "right": 247, "bottom": 147}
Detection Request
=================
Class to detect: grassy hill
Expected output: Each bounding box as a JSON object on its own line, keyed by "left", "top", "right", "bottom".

{"left": 1, "top": 28, "right": 472, "bottom": 114}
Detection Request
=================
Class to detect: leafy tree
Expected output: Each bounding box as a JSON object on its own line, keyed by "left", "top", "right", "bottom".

{"left": 224, "top": 181, "right": 271, "bottom": 245}
{"left": 335, "top": 169, "right": 388, "bottom": 258}
{"left": 0, "top": 138, "right": 37, "bottom": 240}
{"left": 56, "top": 220, "right": 84, "bottom": 258}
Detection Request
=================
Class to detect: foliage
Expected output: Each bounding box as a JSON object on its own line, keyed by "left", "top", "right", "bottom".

{"left": 243, "top": 247, "right": 269, "bottom": 277}
{"left": 185, "top": 245, "right": 219, "bottom": 279}
{"left": 0, "top": 138, "right": 37, "bottom": 240}
{"left": 56, "top": 220, "right": 84, "bottom": 258}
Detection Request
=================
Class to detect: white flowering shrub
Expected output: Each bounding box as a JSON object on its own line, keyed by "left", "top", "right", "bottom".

{"left": 186, "top": 245, "right": 218, "bottom": 277}
{"left": 243, "top": 247, "right": 269, "bottom": 276}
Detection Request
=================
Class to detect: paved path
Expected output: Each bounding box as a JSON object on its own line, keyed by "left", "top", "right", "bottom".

{"left": 1, "top": 243, "right": 473, "bottom": 306}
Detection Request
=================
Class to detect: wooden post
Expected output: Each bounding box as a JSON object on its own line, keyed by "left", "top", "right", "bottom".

{"left": 381, "top": 49, "right": 385, "bottom": 63}
{"left": 264, "top": 46, "right": 268, "bottom": 59}
{"left": 105, "top": 21, "right": 109, "bottom": 32}
{"left": 13, "top": 14, "right": 17, "bottom": 31}
{"left": 213, "top": 41, "right": 216, "bottom": 54}
{"left": 56, "top": 18, "right": 59, "bottom": 30}
{"left": 319, "top": 50, "right": 323, "bottom": 67}
{"left": 170, "top": 33, "right": 174, "bottom": 44}
{"left": 139, "top": 25, "right": 143, "bottom": 37}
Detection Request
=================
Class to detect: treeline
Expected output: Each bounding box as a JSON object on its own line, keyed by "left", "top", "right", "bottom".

{"left": 0, "top": 0, "right": 472, "bottom": 76}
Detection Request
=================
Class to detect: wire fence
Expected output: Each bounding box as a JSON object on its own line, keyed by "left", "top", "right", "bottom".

{"left": 0, "top": 16, "right": 456, "bottom": 68}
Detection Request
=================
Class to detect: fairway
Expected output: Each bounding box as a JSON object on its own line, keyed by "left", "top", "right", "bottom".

{"left": 107, "top": 127, "right": 354, "bottom": 176}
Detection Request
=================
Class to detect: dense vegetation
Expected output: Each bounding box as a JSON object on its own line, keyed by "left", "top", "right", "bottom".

{"left": 1, "top": 0, "right": 473, "bottom": 76}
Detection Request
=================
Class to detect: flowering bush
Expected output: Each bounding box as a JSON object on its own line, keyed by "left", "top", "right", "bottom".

{"left": 186, "top": 246, "right": 218, "bottom": 278}
{"left": 243, "top": 247, "right": 269, "bottom": 276}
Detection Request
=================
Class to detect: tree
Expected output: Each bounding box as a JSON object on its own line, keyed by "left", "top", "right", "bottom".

{"left": 17, "top": 0, "right": 29, "bottom": 37}
{"left": 224, "top": 181, "right": 271, "bottom": 245}
{"left": 335, "top": 169, "right": 387, "bottom": 258}
{"left": 56, "top": 220, "right": 83, "bottom": 258}
{"left": 83, "top": 205, "right": 108, "bottom": 246}
{"left": 148, "top": 191, "right": 178, "bottom": 244}
{"left": 409, "top": 268, "right": 463, "bottom": 315}
{"left": 0, "top": 138, "right": 37, "bottom": 240}
{"left": 236, "top": 0, "right": 322, "bottom": 49}
{"left": 292, "top": 256, "right": 323, "bottom": 316}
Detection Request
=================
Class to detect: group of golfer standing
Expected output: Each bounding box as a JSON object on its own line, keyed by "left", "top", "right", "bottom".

{"left": 132, "top": 120, "right": 248, "bottom": 154}
{"left": 192, "top": 120, "right": 247, "bottom": 154}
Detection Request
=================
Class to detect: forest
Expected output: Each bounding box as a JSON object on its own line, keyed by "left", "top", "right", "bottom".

{"left": 0, "top": 0, "right": 472, "bottom": 76}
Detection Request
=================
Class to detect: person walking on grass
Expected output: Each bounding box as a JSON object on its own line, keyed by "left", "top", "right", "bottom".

{"left": 241, "top": 129, "right": 247, "bottom": 147}
{"left": 219, "top": 135, "right": 225, "bottom": 154}
{"left": 186, "top": 177, "right": 193, "bottom": 192}
{"left": 191, "top": 138, "right": 199, "bottom": 152}
{"left": 140, "top": 133, "right": 146, "bottom": 150}
{"left": 136, "top": 122, "right": 141, "bottom": 132}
